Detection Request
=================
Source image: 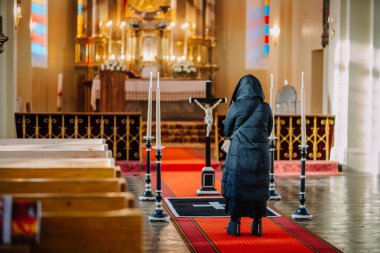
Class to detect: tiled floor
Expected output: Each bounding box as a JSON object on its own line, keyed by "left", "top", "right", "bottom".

{"left": 126, "top": 171, "right": 380, "bottom": 253}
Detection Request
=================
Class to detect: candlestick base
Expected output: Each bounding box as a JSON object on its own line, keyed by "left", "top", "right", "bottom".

{"left": 269, "top": 188, "right": 282, "bottom": 200}
{"left": 196, "top": 167, "right": 219, "bottom": 195}
{"left": 143, "top": 136, "right": 154, "bottom": 141}
{"left": 292, "top": 205, "right": 313, "bottom": 220}
{"left": 148, "top": 206, "right": 170, "bottom": 222}
{"left": 138, "top": 190, "right": 156, "bottom": 201}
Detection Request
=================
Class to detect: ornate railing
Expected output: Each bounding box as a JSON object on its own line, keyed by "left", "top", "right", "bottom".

{"left": 214, "top": 114, "right": 335, "bottom": 161}
{"left": 15, "top": 113, "right": 142, "bottom": 161}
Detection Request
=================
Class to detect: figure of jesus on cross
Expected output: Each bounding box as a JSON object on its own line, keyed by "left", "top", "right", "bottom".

{"left": 194, "top": 99, "right": 223, "bottom": 137}
{"left": 190, "top": 80, "right": 227, "bottom": 195}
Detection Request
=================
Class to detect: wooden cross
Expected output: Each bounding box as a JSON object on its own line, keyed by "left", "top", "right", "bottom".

{"left": 189, "top": 80, "right": 227, "bottom": 195}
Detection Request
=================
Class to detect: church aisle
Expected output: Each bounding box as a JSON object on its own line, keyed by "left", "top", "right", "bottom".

{"left": 125, "top": 176, "right": 190, "bottom": 253}
{"left": 126, "top": 170, "right": 379, "bottom": 253}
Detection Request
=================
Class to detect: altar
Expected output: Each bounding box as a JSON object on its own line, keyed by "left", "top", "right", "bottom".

{"left": 91, "top": 78, "right": 207, "bottom": 120}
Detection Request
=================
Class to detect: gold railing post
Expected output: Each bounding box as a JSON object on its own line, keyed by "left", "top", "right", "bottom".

{"left": 87, "top": 115, "right": 91, "bottom": 138}
{"left": 48, "top": 115, "right": 52, "bottom": 138}
{"left": 113, "top": 115, "right": 118, "bottom": 160}
{"left": 289, "top": 116, "right": 293, "bottom": 160}
{"left": 61, "top": 115, "right": 65, "bottom": 138}
{"left": 325, "top": 117, "right": 331, "bottom": 160}
{"left": 35, "top": 115, "right": 39, "bottom": 139}
{"left": 22, "top": 115, "right": 26, "bottom": 138}
{"left": 126, "top": 116, "right": 130, "bottom": 161}
{"left": 313, "top": 116, "right": 318, "bottom": 160}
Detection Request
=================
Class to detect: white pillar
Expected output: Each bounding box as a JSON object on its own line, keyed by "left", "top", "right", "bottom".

{"left": 0, "top": 0, "right": 17, "bottom": 138}
{"left": 330, "top": 0, "right": 380, "bottom": 174}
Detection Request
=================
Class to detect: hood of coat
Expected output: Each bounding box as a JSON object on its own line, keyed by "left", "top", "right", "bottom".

{"left": 231, "top": 75, "right": 265, "bottom": 103}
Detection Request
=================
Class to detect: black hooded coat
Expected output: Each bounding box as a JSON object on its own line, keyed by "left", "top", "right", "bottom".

{"left": 222, "top": 75, "right": 273, "bottom": 218}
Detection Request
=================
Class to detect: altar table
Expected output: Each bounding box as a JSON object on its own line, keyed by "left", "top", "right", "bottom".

{"left": 91, "top": 78, "right": 206, "bottom": 111}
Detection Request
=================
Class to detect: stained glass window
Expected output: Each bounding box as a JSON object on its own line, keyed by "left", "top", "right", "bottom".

{"left": 31, "top": 0, "right": 48, "bottom": 68}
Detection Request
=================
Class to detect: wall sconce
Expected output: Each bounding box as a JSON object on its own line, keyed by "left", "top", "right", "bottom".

{"left": 0, "top": 16, "right": 9, "bottom": 53}
{"left": 327, "top": 16, "right": 336, "bottom": 38}
{"left": 15, "top": 0, "right": 22, "bottom": 30}
{"left": 270, "top": 25, "right": 280, "bottom": 37}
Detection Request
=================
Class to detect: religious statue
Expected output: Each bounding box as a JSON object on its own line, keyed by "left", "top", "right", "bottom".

{"left": 194, "top": 98, "right": 223, "bottom": 137}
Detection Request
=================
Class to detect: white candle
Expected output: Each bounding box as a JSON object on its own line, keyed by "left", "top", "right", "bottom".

{"left": 147, "top": 72, "right": 153, "bottom": 137}
{"left": 184, "top": 29, "right": 188, "bottom": 57}
{"left": 270, "top": 74, "right": 275, "bottom": 137}
{"left": 156, "top": 72, "right": 161, "bottom": 146}
{"left": 121, "top": 21, "right": 126, "bottom": 56}
{"left": 301, "top": 72, "right": 306, "bottom": 146}
{"left": 107, "top": 21, "right": 113, "bottom": 56}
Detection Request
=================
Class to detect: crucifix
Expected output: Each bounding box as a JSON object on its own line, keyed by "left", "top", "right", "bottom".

{"left": 189, "top": 80, "right": 227, "bottom": 195}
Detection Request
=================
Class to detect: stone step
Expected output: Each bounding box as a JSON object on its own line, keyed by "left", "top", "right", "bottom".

{"left": 142, "top": 121, "right": 216, "bottom": 144}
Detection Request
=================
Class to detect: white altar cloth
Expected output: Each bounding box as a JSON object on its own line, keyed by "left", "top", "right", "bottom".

{"left": 91, "top": 78, "right": 206, "bottom": 111}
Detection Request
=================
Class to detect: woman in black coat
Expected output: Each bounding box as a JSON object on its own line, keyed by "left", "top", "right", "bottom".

{"left": 222, "top": 74, "right": 273, "bottom": 236}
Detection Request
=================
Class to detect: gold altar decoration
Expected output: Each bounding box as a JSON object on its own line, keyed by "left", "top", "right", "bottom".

{"left": 15, "top": 113, "right": 142, "bottom": 161}
{"left": 214, "top": 114, "right": 335, "bottom": 161}
{"left": 75, "top": 1, "right": 218, "bottom": 111}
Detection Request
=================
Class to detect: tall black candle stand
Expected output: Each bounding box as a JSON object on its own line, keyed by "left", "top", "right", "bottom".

{"left": 148, "top": 146, "right": 169, "bottom": 222}
{"left": 139, "top": 136, "right": 156, "bottom": 201}
{"left": 292, "top": 145, "right": 313, "bottom": 220}
{"left": 269, "top": 136, "right": 282, "bottom": 200}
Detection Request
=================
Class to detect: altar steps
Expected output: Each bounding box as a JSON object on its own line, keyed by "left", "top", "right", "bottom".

{"left": 142, "top": 121, "right": 215, "bottom": 145}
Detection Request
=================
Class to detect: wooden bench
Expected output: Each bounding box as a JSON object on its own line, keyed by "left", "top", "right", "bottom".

{"left": 33, "top": 209, "right": 143, "bottom": 253}
{"left": 0, "top": 178, "right": 126, "bottom": 194}
{"left": 0, "top": 167, "right": 121, "bottom": 179}
{"left": 0, "top": 158, "right": 115, "bottom": 168}
{"left": 0, "top": 144, "right": 109, "bottom": 152}
{"left": 10, "top": 192, "right": 134, "bottom": 211}
{"left": 0, "top": 150, "right": 112, "bottom": 158}
{"left": 0, "top": 139, "right": 105, "bottom": 144}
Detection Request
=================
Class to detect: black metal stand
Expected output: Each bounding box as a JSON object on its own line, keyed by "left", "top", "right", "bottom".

{"left": 196, "top": 134, "right": 219, "bottom": 195}
{"left": 292, "top": 145, "right": 313, "bottom": 220}
{"left": 139, "top": 136, "right": 156, "bottom": 201}
{"left": 269, "top": 136, "right": 281, "bottom": 200}
{"left": 148, "top": 146, "right": 169, "bottom": 222}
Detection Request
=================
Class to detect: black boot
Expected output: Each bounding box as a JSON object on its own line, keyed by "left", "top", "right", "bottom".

{"left": 226, "top": 217, "right": 240, "bottom": 236}
{"left": 251, "top": 218, "right": 262, "bottom": 236}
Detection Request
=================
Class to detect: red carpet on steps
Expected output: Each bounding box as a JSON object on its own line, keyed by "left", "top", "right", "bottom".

{"left": 118, "top": 147, "right": 340, "bottom": 175}
{"left": 156, "top": 171, "right": 341, "bottom": 253}
{"left": 142, "top": 147, "right": 219, "bottom": 171}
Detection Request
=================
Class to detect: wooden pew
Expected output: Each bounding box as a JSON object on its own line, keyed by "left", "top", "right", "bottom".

{"left": 0, "top": 167, "right": 120, "bottom": 179}
{"left": 0, "top": 144, "right": 109, "bottom": 152}
{"left": 0, "top": 158, "right": 115, "bottom": 168}
{"left": 0, "top": 138, "right": 106, "bottom": 145}
{"left": 0, "top": 150, "right": 112, "bottom": 158}
{"left": 33, "top": 209, "right": 143, "bottom": 253}
{"left": 0, "top": 178, "right": 126, "bottom": 194}
{"left": 10, "top": 192, "right": 135, "bottom": 211}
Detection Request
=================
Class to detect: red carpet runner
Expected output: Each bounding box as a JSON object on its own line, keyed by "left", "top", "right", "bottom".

{"left": 142, "top": 147, "right": 219, "bottom": 171}
{"left": 159, "top": 171, "right": 341, "bottom": 253}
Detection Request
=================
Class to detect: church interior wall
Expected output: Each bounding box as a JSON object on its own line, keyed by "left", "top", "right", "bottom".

{"left": 214, "top": 0, "right": 269, "bottom": 114}
{"left": 214, "top": 0, "right": 323, "bottom": 115}
{"left": 16, "top": 0, "right": 77, "bottom": 113}
{"left": 289, "top": 0, "right": 323, "bottom": 115}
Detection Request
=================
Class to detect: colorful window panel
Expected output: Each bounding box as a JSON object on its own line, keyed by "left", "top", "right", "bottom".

{"left": 246, "top": 0, "right": 269, "bottom": 69}
{"left": 31, "top": 0, "right": 48, "bottom": 68}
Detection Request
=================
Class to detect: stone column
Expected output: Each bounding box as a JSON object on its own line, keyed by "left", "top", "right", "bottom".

{"left": 330, "top": 0, "right": 380, "bottom": 173}
{"left": 0, "top": 0, "right": 17, "bottom": 137}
